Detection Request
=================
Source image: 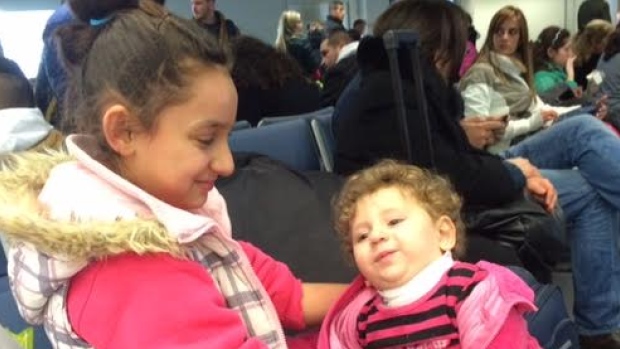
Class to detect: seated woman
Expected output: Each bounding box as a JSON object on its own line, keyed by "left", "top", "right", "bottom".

{"left": 573, "top": 19, "right": 614, "bottom": 89}
{"left": 231, "top": 35, "right": 321, "bottom": 126}
{"left": 459, "top": 10, "right": 592, "bottom": 154}
{"left": 532, "top": 26, "right": 583, "bottom": 105}
{"left": 597, "top": 25, "right": 620, "bottom": 132}
{"left": 332, "top": 1, "right": 620, "bottom": 347}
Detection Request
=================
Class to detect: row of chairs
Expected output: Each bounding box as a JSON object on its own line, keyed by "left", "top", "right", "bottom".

{"left": 229, "top": 107, "right": 336, "bottom": 172}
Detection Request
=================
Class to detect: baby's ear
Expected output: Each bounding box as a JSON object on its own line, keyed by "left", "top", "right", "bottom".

{"left": 436, "top": 215, "right": 457, "bottom": 252}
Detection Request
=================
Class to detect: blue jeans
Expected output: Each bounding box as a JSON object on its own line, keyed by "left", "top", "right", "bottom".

{"left": 502, "top": 114, "right": 620, "bottom": 335}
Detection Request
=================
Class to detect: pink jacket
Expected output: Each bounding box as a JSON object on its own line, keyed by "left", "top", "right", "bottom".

{"left": 318, "top": 262, "right": 541, "bottom": 349}
{"left": 459, "top": 41, "right": 478, "bottom": 78}
{"left": 20, "top": 135, "right": 306, "bottom": 348}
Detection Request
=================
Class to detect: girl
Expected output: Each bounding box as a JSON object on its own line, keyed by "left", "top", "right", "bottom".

{"left": 533, "top": 26, "right": 583, "bottom": 104}
{"left": 318, "top": 160, "right": 540, "bottom": 348}
{"left": 0, "top": 1, "right": 345, "bottom": 348}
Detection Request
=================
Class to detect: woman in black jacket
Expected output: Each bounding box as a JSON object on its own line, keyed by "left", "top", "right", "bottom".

{"left": 333, "top": 1, "right": 620, "bottom": 347}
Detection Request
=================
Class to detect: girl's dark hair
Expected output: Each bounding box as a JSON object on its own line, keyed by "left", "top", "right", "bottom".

{"left": 373, "top": 0, "right": 468, "bottom": 83}
{"left": 230, "top": 35, "right": 306, "bottom": 90}
{"left": 603, "top": 27, "right": 620, "bottom": 61}
{"left": 57, "top": 0, "right": 230, "bottom": 151}
{"left": 532, "top": 26, "right": 571, "bottom": 72}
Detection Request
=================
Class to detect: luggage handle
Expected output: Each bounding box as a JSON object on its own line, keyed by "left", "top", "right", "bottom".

{"left": 382, "top": 30, "right": 435, "bottom": 169}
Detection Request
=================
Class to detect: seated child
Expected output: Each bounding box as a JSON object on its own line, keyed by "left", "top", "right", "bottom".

{"left": 318, "top": 160, "right": 541, "bottom": 349}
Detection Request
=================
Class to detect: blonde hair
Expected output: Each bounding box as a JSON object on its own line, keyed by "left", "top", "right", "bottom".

{"left": 275, "top": 10, "right": 302, "bottom": 53}
{"left": 573, "top": 19, "right": 615, "bottom": 65}
{"left": 333, "top": 160, "right": 466, "bottom": 261}
{"left": 477, "top": 6, "right": 535, "bottom": 96}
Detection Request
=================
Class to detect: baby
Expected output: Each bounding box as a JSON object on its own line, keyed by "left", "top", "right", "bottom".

{"left": 318, "top": 160, "right": 541, "bottom": 349}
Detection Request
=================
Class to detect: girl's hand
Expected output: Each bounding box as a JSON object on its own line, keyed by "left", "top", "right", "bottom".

{"left": 460, "top": 116, "right": 507, "bottom": 149}
{"left": 595, "top": 95, "right": 609, "bottom": 120}
{"left": 526, "top": 176, "right": 557, "bottom": 213}
{"left": 566, "top": 54, "right": 577, "bottom": 81}
{"left": 541, "top": 109, "right": 559, "bottom": 123}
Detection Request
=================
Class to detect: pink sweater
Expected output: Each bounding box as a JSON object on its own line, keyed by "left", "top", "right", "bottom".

{"left": 318, "top": 262, "right": 541, "bottom": 349}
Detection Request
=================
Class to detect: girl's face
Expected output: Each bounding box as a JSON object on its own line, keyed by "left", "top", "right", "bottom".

{"left": 118, "top": 66, "right": 237, "bottom": 210}
{"left": 493, "top": 17, "right": 520, "bottom": 56}
{"left": 349, "top": 187, "right": 456, "bottom": 291}
{"left": 548, "top": 40, "right": 573, "bottom": 67}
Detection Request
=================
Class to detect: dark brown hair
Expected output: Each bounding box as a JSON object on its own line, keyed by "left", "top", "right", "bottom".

{"left": 231, "top": 35, "right": 306, "bottom": 90}
{"left": 334, "top": 160, "right": 466, "bottom": 261}
{"left": 573, "top": 19, "right": 614, "bottom": 64}
{"left": 372, "top": 0, "right": 468, "bottom": 83}
{"left": 0, "top": 73, "right": 34, "bottom": 110}
{"left": 533, "top": 26, "right": 571, "bottom": 72}
{"left": 57, "top": 0, "right": 229, "bottom": 151}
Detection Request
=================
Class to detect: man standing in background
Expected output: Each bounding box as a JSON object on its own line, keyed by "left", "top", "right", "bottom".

{"left": 191, "top": 0, "right": 239, "bottom": 44}
{"left": 325, "top": 1, "right": 346, "bottom": 33}
{"left": 578, "top": 0, "right": 612, "bottom": 32}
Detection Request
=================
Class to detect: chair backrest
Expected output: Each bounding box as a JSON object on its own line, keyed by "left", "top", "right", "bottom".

{"left": 310, "top": 114, "right": 335, "bottom": 173}
{"left": 256, "top": 107, "right": 335, "bottom": 128}
{"left": 233, "top": 119, "right": 252, "bottom": 131}
{"left": 229, "top": 118, "right": 322, "bottom": 171}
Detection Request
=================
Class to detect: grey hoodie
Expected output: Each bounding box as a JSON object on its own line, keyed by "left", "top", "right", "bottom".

{"left": 0, "top": 108, "right": 53, "bottom": 154}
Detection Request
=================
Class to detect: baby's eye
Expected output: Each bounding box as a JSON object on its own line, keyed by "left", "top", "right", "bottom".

{"left": 388, "top": 218, "right": 404, "bottom": 227}
{"left": 356, "top": 232, "right": 369, "bottom": 243}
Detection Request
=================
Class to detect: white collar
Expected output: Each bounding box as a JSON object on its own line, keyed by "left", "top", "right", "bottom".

{"left": 378, "top": 252, "right": 454, "bottom": 308}
{"left": 337, "top": 41, "right": 359, "bottom": 63}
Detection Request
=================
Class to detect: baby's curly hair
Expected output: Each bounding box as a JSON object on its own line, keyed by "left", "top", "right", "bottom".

{"left": 333, "top": 160, "right": 466, "bottom": 261}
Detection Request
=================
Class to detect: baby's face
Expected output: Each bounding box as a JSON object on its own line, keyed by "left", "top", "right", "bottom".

{"left": 349, "top": 187, "right": 455, "bottom": 291}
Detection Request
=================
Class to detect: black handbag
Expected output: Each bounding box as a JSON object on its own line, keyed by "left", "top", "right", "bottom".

{"left": 382, "top": 30, "right": 568, "bottom": 283}
{"left": 464, "top": 197, "right": 569, "bottom": 283}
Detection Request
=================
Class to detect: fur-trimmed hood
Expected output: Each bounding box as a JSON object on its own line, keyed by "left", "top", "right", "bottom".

{"left": 0, "top": 150, "right": 187, "bottom": 261}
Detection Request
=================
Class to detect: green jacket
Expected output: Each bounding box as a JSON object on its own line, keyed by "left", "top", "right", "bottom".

{"left": 534, "top": 64, "right": 578, "bottom": 93}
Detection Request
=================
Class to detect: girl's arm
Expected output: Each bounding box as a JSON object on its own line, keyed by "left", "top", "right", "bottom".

{"left": 240, "top": 242, "right": 348, "bottom": 329}
{"left": 302, "top": 283, "right": 349, "bottom": 327}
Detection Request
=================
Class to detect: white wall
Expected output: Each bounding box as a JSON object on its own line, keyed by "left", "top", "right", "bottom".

{"left": 461, "top": 0, "right": 569, "bottom": 49}
{"left": 461, "top": 0, "right": 618, "bottom": 49}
